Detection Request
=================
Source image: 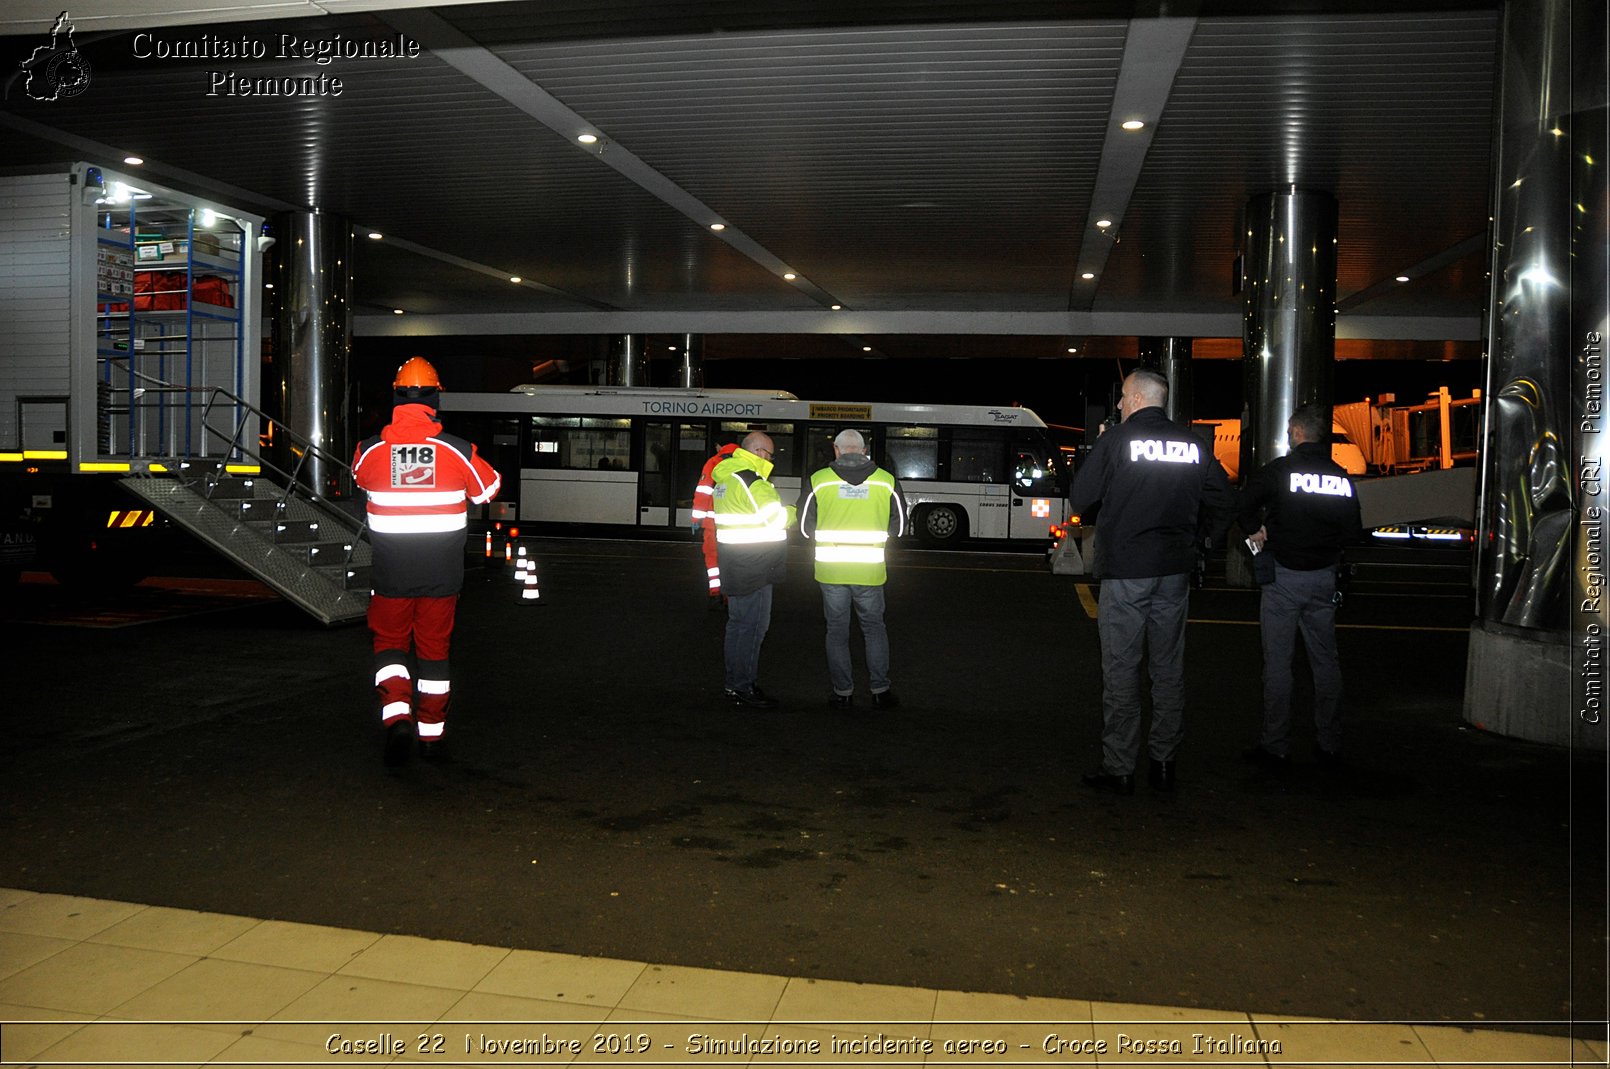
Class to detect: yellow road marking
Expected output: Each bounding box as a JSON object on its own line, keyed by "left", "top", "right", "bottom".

{"left": 1076, "top": 583, "right": 1100, "bottom": 619}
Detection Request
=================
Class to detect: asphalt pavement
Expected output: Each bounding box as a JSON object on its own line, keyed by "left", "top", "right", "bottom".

{"left": 2, "top": 537, "right": 1602, "bottom": 1030}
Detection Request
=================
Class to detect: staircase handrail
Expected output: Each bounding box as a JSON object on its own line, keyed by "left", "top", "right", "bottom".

{"left": 115, "top": 376, "right": 370, "bottom": 565}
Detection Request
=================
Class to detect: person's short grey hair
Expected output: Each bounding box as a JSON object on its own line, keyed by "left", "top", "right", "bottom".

{"left": 1288, "top": 405, "right": 1329, "bottom": 443}
{"left": 742, "top": 431, "right": 774, "bottom": 454}
{"left": 1126, "top": 369, "right": 1169, "bottom": 406}
{"left": 833, "top": 428, "right": 866, "bottom": 453}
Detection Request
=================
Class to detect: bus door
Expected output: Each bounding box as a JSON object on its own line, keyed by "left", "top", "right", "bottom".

{"left": 1008, "top": 435, "right": 1066, "bottom": 538}
{"left": 639, "top": 421, "right": 712, "bottom": 528}
{"left": 948, "top": 432, "right": 1010, "bottom": 539}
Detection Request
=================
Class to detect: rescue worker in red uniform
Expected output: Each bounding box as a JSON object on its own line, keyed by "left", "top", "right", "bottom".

{"left": 353, "top": 357, "right": 501, "bottom": 765}
{"left": 690, "top": 442, "right": 738, "bottom": 607}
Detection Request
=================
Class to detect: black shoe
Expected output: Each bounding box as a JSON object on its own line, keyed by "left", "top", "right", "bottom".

{"left": 725, "top": 687, "right": 779, "bottom": 710}
{"left": 871, "top": 689, "right": 900, "bottom": 710}
{"left": 1148, "top": 758, "right": 1175, "bottom": 792}
{"left": 419, "top": 739, "right": 448, "bottom": 762}
{"left": 382, "top": 720, "right": 414, "bottom": 767}
{"left": 1241, "top": 745, "right": 1289, "bottom": 770}
{"left": 1081, "top": 770, "right": 1135, "bottom": 795}
{"left": 826, "top": 693, "right": 853, "bottom": 710}
{"left": 1312, "top": 744, "right": 1342, "bottom": 768}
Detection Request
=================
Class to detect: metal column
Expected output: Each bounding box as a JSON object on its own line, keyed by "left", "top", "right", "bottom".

{"left": 609, "top": 334, "right": 647, "bottom": 386}
{"left": 1465, "top": 0, "right": 1606, "bottom": 748}
{"left": 1238, "top": 189, "right": 1338, "bottom": 478}
{"left": 1137, "top": 336, "right": 1194, "bottom": 425}
{"left": 677, "top": 333, "right": 705, "bottom": 388}
{"left": 272, "top": 212, "right": 352, "bottom": 498}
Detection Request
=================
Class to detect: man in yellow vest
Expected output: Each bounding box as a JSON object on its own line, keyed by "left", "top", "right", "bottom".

{"left": 799, "top": 429, "right": 908, "bottom": 710}
{"left": 712, "top": 431, "right": 796, "bottom": 709}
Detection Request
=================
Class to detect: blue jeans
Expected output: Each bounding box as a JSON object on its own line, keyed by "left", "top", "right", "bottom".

{"left": 820, "top": 583, "right": 891, "bottom": 695}
{"left": 1096, "top": 574, "right": 1189, "bottom": 775}
{"left": 1259, "top": 563, "right": 1343, "bottom": 756}
{"left": 723, "top": 585, "right": 773, "bottom": 692}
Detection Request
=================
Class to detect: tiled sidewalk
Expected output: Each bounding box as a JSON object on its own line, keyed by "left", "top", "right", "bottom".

{"left": 0, "top": 888, "right": 1601, "bottom": 1067}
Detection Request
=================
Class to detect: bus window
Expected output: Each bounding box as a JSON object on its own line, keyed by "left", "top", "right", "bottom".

{"left": 883, "top": 426, "right": 938, "bottom": 480}
{"left": 804, "top": 424, "right": 877, "bottom": 475}
{"left": 948, "top": 434, "right": 1007, "bottom": 484}
{"left": 528, "top": 415, "right": 630, "bottom": 470}
{"left": 1011, "top": 441, "right": 1059, "bottom": 495}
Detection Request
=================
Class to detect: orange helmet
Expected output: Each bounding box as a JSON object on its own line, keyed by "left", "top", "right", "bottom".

{"left": 393, "top": 357, "right": 442, "bottom": 390}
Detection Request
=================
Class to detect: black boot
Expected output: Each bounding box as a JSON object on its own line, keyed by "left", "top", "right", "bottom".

{"left": 382, "top": 720, "right": 414, "bottom": 767}
{"left": 1148, "top": 758, "right": 1175, "bottom": 792}
{"left": 1081, "top": 770, "right": 1135, "bottom": 795}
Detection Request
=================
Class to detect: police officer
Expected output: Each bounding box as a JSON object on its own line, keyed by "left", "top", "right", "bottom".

{"left": 799, "top": 428, "right": 908, "bottom": 710}
{"left": 353, "top": 357, "right": 501, "bottom": 765}
{"left": 1070, "top": 370, "right": 1233, "bottom": 794}
{"left": 711, "top": 431, "right": 796, "bottom": 709}
{"left": 1237, "top": 404, "right": 1363, "bottom": 767}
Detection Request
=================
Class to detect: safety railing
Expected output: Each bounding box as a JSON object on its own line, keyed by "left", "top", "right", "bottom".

{"left": 110, "top": 370, "right": 369, "bottom": 570}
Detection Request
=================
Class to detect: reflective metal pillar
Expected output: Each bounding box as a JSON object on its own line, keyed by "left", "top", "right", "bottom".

{"left": 1137, "top": 336, "right": 1194, "bottom": 425}
{"left": 1465, "top": 0, "right": 1605, "bottom": 748}
{"left": 609, "top": 334, "right": 646, "bottom": 386}
{"left": 1238, "top": 189, "right": 1338, "bottom": 479}
{"left": 272, "top": 212, "right": 352, "bottom": 498}
{"left": 678, "top": 333, "right": 705, "bottom": 389}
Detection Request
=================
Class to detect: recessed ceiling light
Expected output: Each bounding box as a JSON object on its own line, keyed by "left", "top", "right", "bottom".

{"left": 862, "top": 346, "right": 872, "bottom": 352}
{"left": 1067, "top": 347, "right": 1077, "bottom": 353}
{"left": 830, "top": 304, "right": 842, "bottom": 310}
{"left": 1396, "top": 275, "right": 1411, "bottom": 283}
{"left": 577, "top": 133, "right": 598, "bottom": 144}
{"left": 367, "top": 232, "right": 383, "bottom": 240}
{"left": 668, "top": 345, "right": 678, "bottom": 351}
{"left": 392, "top": 308, "right": 405, "bottom": 315}
{"left": 265, "top": 283, "right": 274, "bottom": 290}
{"left": 709, "top": 223, "right": 726, "bottom": 231}
{"left": 783, "top": 272, "right": 797, "bottom": 280}
{"left": 509, "top": 276, "right": 522, "bottom": 284}
{"left": 1081, "top": 272, "right": 1095, "bottom": 280}
{"left": 1121, "top": 119, "right": 1146, "bottom": 131}
{"left": 123, "top": 155, "right": 144, "bottom": 166}
{"left": 1096, "top": 219, "right": 1112, "bottom": 228}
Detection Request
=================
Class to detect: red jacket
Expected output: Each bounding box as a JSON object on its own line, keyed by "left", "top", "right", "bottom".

{"left": 691, "top": 444, "right": 737, "bottom": 593}
{"left": 353, "top": 404, "right": 501, "bottom": 597}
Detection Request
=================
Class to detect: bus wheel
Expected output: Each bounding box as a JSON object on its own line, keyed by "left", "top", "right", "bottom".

{"left": 916, "top": 503, "right": 966, "bottom": 547}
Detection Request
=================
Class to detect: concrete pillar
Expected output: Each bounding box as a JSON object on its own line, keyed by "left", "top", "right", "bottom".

{"left": 1137, "top": 336, "right": 1194, "bottom": 425}
{"left": 608, "top": 334, "right": 646, "bottom": 386}
{"left": 677, "top": 333, "right": 705, "bottom": 388}
{"left": 1466, "top": 0, "right": 1605, "bottom": 749}
{"left": 271, "top": 211, "right": 352, "bottom": 499}
{"left": 1238, "top": 189, "right": 1338, "bottom": 480}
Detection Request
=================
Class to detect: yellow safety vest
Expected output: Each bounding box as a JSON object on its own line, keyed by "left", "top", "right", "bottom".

{"left": 804, "top": 464, "right": 902, "bottom": 585}
{"left": 712, "top": 448, "right": 793, "bottom": 545}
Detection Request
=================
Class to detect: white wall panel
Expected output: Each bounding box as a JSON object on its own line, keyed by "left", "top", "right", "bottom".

{"left": 0, "top": 172, "right": 72, "bottom": 450}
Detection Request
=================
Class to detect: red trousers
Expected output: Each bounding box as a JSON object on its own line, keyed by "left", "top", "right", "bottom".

{"left": 369, "top": 593, "right": 458, "bottom": 738}
{"left": 700, "top": 522, "right": 722, "bottom": 596}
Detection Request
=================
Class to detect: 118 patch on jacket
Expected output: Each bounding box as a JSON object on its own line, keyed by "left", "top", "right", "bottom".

{"left": 390, "top": 444, "right": 437, "bottom": 488}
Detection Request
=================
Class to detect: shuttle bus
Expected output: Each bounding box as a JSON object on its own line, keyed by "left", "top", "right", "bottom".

{"left": 437, "top": 386, "right": 1070, "bottom": 546}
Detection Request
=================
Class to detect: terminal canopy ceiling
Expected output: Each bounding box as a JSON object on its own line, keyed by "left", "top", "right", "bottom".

{"left": 1, "top": 0, "right": 1499, "bottom": 363}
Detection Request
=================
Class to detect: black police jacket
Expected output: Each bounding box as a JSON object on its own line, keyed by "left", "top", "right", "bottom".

{"left": 1070, "top": 407, "right": 1233, "bottom": 579}
{"left": 1237, "top": 441, "right": 1364, "bottom": 570}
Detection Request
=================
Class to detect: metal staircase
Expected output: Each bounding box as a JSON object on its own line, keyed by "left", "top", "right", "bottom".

{"left": 116, "top": 385, "right": 372, "bottom": 626}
